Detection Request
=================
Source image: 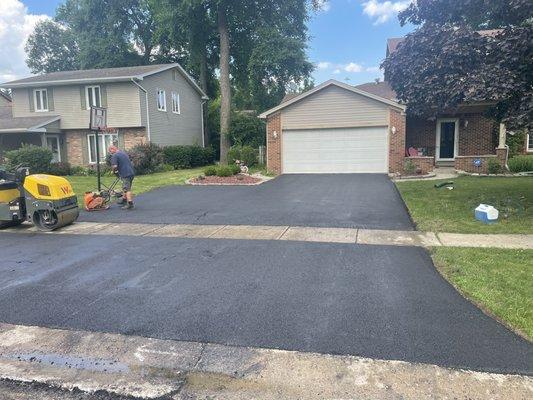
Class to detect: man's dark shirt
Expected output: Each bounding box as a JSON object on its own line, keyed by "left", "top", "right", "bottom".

{"left": 111, "top": 151, "right": 135, "bottom": 178}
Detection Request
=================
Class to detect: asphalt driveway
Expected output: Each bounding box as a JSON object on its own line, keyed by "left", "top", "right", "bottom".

{"left": 0, "top": 232, "right": 531, "bottom": 374}
{"left": 79, "top": 174, "right": 414, "bottom": 230}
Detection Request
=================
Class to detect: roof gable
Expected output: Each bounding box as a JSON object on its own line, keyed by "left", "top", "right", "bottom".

{"left": 259, "top": 80, "right": 404, "bottom": 119}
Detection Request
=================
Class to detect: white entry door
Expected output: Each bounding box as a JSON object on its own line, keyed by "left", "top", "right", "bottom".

{"left": 282, "top": 127, "right": 388, "bottom": 173}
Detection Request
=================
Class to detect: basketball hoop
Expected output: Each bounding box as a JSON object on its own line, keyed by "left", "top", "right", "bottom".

{"left": 90, "top": 106, "right": 107, "bottom": 131}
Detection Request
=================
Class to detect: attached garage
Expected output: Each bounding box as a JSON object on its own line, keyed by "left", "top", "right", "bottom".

{"left": 260, "top": 80, "right": 406, "bottom": 175}
{"left": 282, "top": 127, "right": 388, "bottom": 173}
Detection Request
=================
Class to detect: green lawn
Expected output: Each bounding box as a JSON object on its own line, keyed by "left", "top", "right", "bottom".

{"left": 432, "top": 247, "right": 533, "bottom": 341}
{"left": 396, "top": 176, "right": 533, "bottom": 234}
{"left": 68, "top": 167, "right": 207, "bottom": 203}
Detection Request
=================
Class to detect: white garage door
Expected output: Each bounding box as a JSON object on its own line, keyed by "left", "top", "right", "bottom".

{"left": 282, "top": 127, "right": 388, "bottom": 173}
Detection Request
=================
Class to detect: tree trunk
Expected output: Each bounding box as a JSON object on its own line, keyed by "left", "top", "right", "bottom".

{"left": 218, "top": 3, "right": 231, "bottom": 164}
{"left": 199, "top": 50, "right": 210, "bottom": 147}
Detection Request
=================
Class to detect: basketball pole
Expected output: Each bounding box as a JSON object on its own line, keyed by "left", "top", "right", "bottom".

{"left": 95, "top": 127, "right": 101, "bottom": 191}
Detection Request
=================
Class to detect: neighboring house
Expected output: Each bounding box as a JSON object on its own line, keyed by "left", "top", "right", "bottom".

{"left": 0, "top": 64, "right": 208, "bottom": 166}
{"left": 260, "top": 34, "right": 528, "bottom": 175}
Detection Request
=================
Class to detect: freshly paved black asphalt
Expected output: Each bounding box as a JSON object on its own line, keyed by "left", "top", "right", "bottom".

{"left": 1, "top": 232, "right": 531, "bottom": 374}
{"left": 79, "top": 174, "right": 414, "bottom": 230}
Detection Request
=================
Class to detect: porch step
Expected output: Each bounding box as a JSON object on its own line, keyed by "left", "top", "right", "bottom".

{"left": 436, "top": 161, "right": 454, "bottom": 167}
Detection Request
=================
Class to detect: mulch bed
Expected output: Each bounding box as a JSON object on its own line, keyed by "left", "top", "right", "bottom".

{"left": 190, "top": 174, "right": 263, "bottom": 185}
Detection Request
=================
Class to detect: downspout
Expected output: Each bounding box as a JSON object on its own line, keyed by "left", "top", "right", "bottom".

{"left": 131, "top": 78, "right": 151, "bottom": 142}
{"left": 201, "top": 100, "right": 207, "bottom": 147}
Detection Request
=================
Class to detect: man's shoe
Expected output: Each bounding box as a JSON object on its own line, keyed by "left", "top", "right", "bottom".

{"left": 121, "top": 203, "right": 134, "bottom": 210}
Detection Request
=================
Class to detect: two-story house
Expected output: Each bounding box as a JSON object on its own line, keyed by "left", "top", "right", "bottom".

{"left": 0, "top": 63, "right": 208, "bottom": 165}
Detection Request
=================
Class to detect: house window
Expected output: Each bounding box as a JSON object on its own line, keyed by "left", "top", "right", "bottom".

{"left": 528, "top": 135, "right": 533, "bottom": 153}
{"left": 87, "top": 132, "right": 118, "bottom": 164}
{"left": 34, "top": 89, "right": 48, "bottom": 112}
{"left": 85, "top": 85, "right": 101, "bottom": 109}
{"left": 157, "top": 89, "right": 166, "bottom": 111}
{"left": 171, "top": 92, "right": 180, "bottom": 114}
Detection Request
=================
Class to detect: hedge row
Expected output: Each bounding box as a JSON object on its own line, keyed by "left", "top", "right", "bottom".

{"left": 2, "top": 143, "right": 216, "bottom": 176}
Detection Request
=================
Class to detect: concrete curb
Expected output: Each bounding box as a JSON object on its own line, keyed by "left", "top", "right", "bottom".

{"left": 0, "top": 323, "right": 531, "bottom": 399}
{"left": 2, "top": 221, "right": 532, "bottom": 249}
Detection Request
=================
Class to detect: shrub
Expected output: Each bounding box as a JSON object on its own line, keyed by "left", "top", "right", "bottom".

{"left": 506, "top": 130, "right": 527, "bottom": 157}
{"left": 154, "top": 163, "right": 175, "bottom": 173}
{"left": 229, "top": 112, "right": 266, "bottom": 148}
{"left": 229, "top": 163, "right": 241, "bottom": 175}
{"left": 508, "top": 155, "right": 533, "bottom": 173}
{"left": 227, "top": 145, "right": 258, "bottom": 167}
{"left": 164, "top": 145, "right": 192, "bottom": 169}
{"left": 204, "top": 166, "right": 218, "bottom": 176}
{"left": 487, "top": 158, "right": 503, "bottom": 174}
{"left": 70, "top": 166, "right": 89, "bottom": 176}
{"left": 163, "top": 145, "right": 215, "bottom": 169}
{"left": 48, "top": 162, "right": 71, "bottom": 176}
{"left": 404, "top": 159, "right": 416, "bottom": 175}
{"left": 5, "top": 145, "right": 53, "bottom": 174}
{"left": 126, "top": 143, "right": 164, "bottom": 175}
{"left": 216, "top": 165, "right": 235, "bottom": 177}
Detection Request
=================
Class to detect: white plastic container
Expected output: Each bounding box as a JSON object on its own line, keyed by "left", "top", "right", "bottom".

{"left": 475, "top": 204, "right": 499, "bottom": 224}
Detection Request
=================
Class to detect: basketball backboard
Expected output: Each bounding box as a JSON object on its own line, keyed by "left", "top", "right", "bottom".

{"left": 90, "top": 106, "right": 107, "bottom": 131}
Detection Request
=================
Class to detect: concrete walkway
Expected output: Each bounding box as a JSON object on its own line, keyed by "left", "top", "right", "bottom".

{"left": 3, "top": 221, "right": 533, "bottom": 249}
{"left": 1, "top": 323, "right": 531, "bottom": 400}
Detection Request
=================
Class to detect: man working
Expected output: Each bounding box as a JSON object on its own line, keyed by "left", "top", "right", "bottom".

{"left": 109, "top": 145, "right": 135, "bottom": 210}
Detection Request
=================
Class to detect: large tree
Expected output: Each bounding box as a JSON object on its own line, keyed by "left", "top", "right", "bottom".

{"left": 382, "top": 0, "right": 533, "bottom": 131}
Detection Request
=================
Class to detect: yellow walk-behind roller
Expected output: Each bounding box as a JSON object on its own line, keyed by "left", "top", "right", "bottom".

{"left": 0, "top": 167, "right": 79, "bottom": 231}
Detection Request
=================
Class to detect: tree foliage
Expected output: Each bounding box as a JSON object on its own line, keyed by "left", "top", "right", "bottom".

{"left": 382, "top": 0, "right": 532, "bottom": 131}
{"left": 25, "top": 20, "right": 80, "bottom": 73}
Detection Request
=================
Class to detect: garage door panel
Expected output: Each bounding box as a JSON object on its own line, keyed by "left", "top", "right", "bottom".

{"left": 282, "top": 127, "right": 388, "bottom": 174}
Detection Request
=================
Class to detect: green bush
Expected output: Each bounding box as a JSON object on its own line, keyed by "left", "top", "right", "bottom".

{"left": 216, "top": 165, "right": 234, "bottom": 177}
{"left": 227, "top": 145, "right": 258, "bottom": 167}
{"left": 487, "top": 158, "right": 503, "bottom": 174}
{"left": 154, "top": 163, "right": 175, "bottom": 173}
{"left": 506, "top": 130, "right": 527, "bottom": 157}
{"left": 126, "top": 143, "right": 164, "bottom": 175}
{"left": 163, "top": 145, "right": 215, "bottom": 169}
{"left": 48, "top": 162, "right": 71, "bottom": 176}
{"left": 229, "top": 163, "right": 241, "bottom": 175}
{"left": 204, "top": 166, "right": 218, "bottom": 176}
{"left": 70, "top": 166, "right": 90, "bottom": 176}
{"left": 229, "top": 112, "right": 265, "bottom": 148}
{"left": 508, "top": 155, "right": 533, "bottom": 173}
{"left": 5, "top": 145, "right": 53, "bottom": 173}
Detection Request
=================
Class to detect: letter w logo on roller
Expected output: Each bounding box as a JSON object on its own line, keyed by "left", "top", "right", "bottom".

{"left": 61, "top": 186, "right": 71, "bottom": 195}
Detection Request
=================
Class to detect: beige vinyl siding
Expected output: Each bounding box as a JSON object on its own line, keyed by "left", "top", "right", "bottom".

{"left": 141, "top": 68, "right": 203, "bottom": 147}
{"left": 281, "top": 85, "right": 390, "bottom": 130}
{"left": 11, "top": 83, "right": 141, "bottom": 129}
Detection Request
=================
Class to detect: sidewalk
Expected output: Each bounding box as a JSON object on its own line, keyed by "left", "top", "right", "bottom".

{"left": 0, "top": 323, "right": 531, "bottom": 400}
{"left": 3, "top": 221, "right": 533, "bottom": 250}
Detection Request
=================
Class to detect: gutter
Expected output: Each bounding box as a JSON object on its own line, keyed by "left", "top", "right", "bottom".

{"left": 201, "top": 100, "right": 207, "bottom": 147}
{"left": 131, "top": 78, "right": 151, "bottom": 142}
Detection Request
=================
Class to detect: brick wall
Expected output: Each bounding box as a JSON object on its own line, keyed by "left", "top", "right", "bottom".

{"left": 405, "top": 156, "right": 435, "bottom": 174}
{"left": 389, "top": 109, "right": 406, "bottom": 173}
{"left": 266, "top": 112, "right": 282, "bottom": 174}
{"left": 64, "top": 127, "right": 147, "bottom": 166}
{"left": 458, "top": 114, "right": 496, "bottom": 155}
{"left": 455, "top": 155, "right": 500, "bottom": 173}
{"left": 65, "top": 130, "right": 85, "bottom": 166}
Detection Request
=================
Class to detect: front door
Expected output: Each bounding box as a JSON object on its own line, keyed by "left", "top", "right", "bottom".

{"left": 46, "top": 135, "right": 61, "bottom": 163}
{"left": 436, "top": 119, "right": 458, "bottom": 160}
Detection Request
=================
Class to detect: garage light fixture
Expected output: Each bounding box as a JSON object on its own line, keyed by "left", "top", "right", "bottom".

{"left": 272, "top": 130, "right": 278, "bottom": 139}
{"left": 391, "top": 126, "right": 397, "bottom": 134}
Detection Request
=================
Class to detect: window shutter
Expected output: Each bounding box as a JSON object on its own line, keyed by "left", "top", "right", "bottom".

{"left": 81, "top": 133, "right": 89, "bottom": 164}
{"left": 100, "top": 84, "right": 107, "bottom": 107}
{"left": 47, "top": 87, "right": 54, "bottom": 111}
{"left": 80, "top": 86, "right": 86, "bottom": 110}
{"left": 28, "top": 89, "right": 35, "bottom": 112}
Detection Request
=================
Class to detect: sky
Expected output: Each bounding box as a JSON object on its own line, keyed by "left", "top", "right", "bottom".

{"left": 0, "top": 0, "right": 414, "bottom": 85}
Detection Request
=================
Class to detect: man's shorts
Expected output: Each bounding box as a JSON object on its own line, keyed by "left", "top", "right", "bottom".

{"left": 122, "top": 176, "right": 134, "bottom": 191}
